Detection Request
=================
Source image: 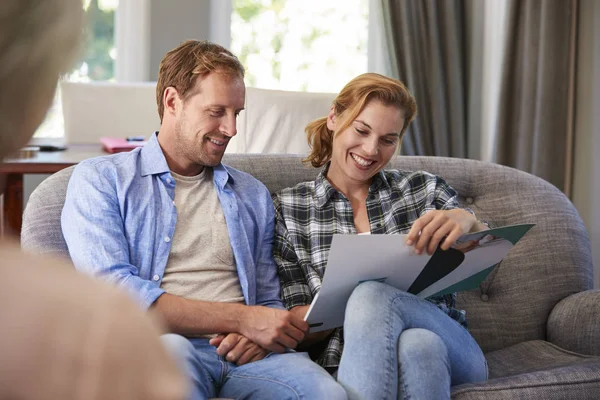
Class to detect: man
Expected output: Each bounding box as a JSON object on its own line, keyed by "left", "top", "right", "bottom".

{"left": 0, "top": 1, "right": 187, "bottom": 399}
{"left": 62, "top": 40, "right": 346, "bottom": 400}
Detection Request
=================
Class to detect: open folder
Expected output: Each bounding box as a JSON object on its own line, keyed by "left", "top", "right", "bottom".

{"left": 304, "top": 223, "right": 534, "bottom": 332}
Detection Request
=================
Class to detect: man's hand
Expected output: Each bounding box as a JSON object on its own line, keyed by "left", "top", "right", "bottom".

{"left": 209, "top": 333, "right": 268, "bottom": 365}
{"left": 406, "top": 209, "right": 478, "bottom": 255}
{"left": 238, "top": 306, "right": 308, "bottom": 353}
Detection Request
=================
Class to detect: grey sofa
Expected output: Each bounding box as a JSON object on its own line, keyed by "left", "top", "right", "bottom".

{"left": 22, "top": 154, "right": 600, "bottom": 399}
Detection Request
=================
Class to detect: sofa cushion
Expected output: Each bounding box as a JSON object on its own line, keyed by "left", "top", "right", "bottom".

{"left": 61, "top": 82, "right": 335, "bottom": 154}
{"left": 452, "top": 358, "right": 600, "bottom": 399}
{"left": 452, "top": 340, "right": 600, "bottom": 399}
{"left": 485, "top": 340, "right": 599, "bottom": 379}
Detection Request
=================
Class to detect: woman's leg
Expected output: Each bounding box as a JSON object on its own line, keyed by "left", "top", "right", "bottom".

{"left": 397, "top": 328, "right": 450, "bottom": 399}
{"left": 337, "top": 281, "right": 487, "bottom": 400}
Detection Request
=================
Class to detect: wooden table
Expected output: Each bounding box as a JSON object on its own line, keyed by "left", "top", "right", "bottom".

{"left": 0, "top": 145, "right": 105, "bottom": 236}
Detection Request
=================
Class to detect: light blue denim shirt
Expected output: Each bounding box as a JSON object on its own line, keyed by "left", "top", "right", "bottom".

{"left": 62, "top": 133, "right": 283, "bottom": 310}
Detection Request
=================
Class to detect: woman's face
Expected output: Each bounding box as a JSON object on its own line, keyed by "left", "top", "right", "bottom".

{"left": 327, "top": 100, "right": 404, "bottom": 187}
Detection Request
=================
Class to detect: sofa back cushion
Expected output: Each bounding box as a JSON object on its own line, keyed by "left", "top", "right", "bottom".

{"left": 61, "top": 82, "right": 335, "bottom": 154}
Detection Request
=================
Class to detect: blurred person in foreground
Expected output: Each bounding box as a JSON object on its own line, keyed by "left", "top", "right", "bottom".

{"left": 0, "top": 1, "right": 187, "bottom": 399}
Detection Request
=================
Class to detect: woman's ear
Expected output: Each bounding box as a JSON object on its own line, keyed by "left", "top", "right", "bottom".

{"left": 326, "top": 105, "right": 336, "bottom": 131}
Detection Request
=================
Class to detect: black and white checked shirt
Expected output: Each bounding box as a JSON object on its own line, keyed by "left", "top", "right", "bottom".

{"left": 273, "top": 166, "right": 468, "bottom": 369}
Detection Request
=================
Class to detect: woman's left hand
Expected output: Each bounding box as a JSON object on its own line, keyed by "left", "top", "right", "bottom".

{"left": 406, "top": 209, "right": 478, "bottom": 255}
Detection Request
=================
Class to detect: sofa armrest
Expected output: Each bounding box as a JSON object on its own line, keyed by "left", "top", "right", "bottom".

{"left": 547, "top": 289, "right": 600, "bottom": 356}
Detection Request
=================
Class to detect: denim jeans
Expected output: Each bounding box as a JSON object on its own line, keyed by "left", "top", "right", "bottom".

{"left": 162, "top": 334, "right": 347, "bottom": 400}
{"left": 337, "top": 281, "right": 487, "bottom": 400}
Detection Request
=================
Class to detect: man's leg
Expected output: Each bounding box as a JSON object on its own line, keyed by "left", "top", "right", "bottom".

{"left": 337, "top": 281, "right": 487, "bottom": 400}
{"left": 161, "top": 334, "right": 219, "bottom": 400}
{"left": 219, "top": 351, "right": 347, "bottom": 400}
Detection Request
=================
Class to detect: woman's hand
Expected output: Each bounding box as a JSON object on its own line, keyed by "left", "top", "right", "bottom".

{"left": 289, "top": 305, "right": 334, "bottom": 350}
{"left": 290, "top": 305, "right": 310, "bottom": 320}
{"left": 406, "top": 209, "right": 478, "bottom": 255}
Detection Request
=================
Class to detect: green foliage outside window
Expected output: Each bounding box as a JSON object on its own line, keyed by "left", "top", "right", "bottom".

{"left": 231, "top": 0, "right": 368, "bottom": 93}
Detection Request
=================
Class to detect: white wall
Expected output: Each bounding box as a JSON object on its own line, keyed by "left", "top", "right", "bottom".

{"left": 572, "top": 0, "right": 600, "bottom": 288}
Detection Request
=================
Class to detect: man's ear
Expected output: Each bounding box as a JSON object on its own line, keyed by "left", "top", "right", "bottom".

{"left": 326, "top": 105, "right": 337, "bottom": 131}
{"left": 163, "top": 87, "right": 180, "bottom": 117}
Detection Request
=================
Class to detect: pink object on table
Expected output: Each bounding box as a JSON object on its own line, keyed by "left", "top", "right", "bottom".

{"left": 100, "top": 137, "right": 147, "bottom": 153}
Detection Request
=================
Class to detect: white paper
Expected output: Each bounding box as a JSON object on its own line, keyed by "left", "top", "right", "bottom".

{"left": 303, "top": 225, "right": 532, "bottom": 333}
{"left": 304, "top": 234, "right": 432, "bottom": 332}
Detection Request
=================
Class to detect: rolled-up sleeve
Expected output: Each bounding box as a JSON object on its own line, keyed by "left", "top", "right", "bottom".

{"left": 61, "top": 161, "right": 165, "bottom": 309}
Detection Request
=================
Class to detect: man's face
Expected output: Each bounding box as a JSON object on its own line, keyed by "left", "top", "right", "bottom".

{"left": 173, "top": 72, "right": 245, "bottom": 168}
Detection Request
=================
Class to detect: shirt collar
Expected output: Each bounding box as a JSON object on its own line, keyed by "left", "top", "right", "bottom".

{"left": 314, "top": 165, "right": 338, "bottom": 208}
{"left": 370, "top": 169, "right": 390, "bottom": 192}
{"left": 313, "top": 162, "right": 390, "bottom": 208}
{"left": 140, "top": 132, "right": 234, "bottom": 186}
{"left": 213, "top": 163, "right": 235, "bottom": 188}
{"left": 140, "top": 132, "right": 170, "bottom": 177}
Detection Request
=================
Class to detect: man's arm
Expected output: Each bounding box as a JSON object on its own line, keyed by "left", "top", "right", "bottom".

{"left": 63, "top": 163, "right": 308, "bottom": 352}
{"left": 61, "top": 162, "right": 165, "bottom": 309}
{"left": 152, "top": 293, "right": 307, "bottom": 353}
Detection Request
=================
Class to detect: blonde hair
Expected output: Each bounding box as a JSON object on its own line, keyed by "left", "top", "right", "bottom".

{"left": 156, "top": 40, "right": 245, "bottom": 122}
{"left": 304, "top": 73, "right": 417, "bottom": 168}
{"left": 0, "top": 0, "right": 83, "bottom": 159}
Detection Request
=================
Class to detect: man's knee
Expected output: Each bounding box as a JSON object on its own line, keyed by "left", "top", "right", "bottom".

{"left": 161, "top": 333, "right": 196, "bottom": 362}
{"left": 292, "top": 355, "right": 347, "bottom": 399}
{"left": 315, "top": 377, "right": 347, "bottom": 400}
{"left": 270, "top": 353, "right": 347, "bottom": 399}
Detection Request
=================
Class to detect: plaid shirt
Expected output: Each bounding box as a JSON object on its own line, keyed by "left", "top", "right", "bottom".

{"left": 273, "top": 166, "right": 468, "bottom": 369}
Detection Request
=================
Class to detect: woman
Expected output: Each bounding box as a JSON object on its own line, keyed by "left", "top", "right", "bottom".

{"left": 273, "top": 73, "right": 488, "bottom": 399}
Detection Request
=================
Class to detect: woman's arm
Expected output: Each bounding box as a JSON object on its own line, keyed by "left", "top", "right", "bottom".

{"left": 406, "top": 174, "right": 487, "bottom": 255}
{"left": 272, "top": 196, "right": 333, "bottom": 347}
{"left": 289, "top": 305, "right": 334, "bottom": 348}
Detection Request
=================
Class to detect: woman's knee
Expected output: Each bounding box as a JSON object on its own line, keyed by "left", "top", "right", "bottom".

{"left": 398, "top": 329, "right": 448, "bottom": 362}
{"left": 345, "top": 281, "right": 411, "bottom": 327}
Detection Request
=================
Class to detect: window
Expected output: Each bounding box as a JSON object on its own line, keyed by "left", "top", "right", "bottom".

{"left": 35, "top": 0, "right": 118, "bottom": 138}
{"left": 231, "top": 0, "right": 368, "bottom": 93}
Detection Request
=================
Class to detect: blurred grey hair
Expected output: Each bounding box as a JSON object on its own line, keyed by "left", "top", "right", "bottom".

{"left": 0, "top": 0, "right": 83, "bottom": 159}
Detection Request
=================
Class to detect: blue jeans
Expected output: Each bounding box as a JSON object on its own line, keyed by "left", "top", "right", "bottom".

{"left": 337, "top": 281, "right": 487, "bottom": 400}
{"left": 162, "top": 334, "right": 347, "bottom": 400}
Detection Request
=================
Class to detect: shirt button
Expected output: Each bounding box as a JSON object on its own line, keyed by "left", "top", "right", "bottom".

{"left": 466, "top": 197, "right": 474, "bottom": 204}
{"left": 481, "top": 294, "right": 489, "bottom": 302}
{"left": 164, "top": 236, "right": 171, "bottom": 243}
{"left": 166, "top": 178, "right": 172, "bottom": 184}
{"left": 152, "top": 275, "right": 160, "bottom": 281}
